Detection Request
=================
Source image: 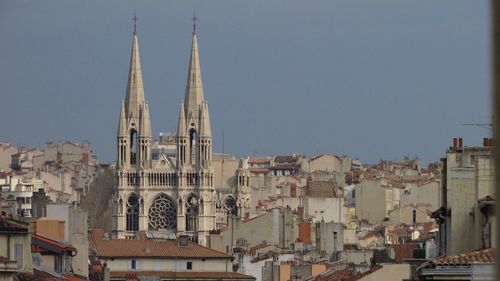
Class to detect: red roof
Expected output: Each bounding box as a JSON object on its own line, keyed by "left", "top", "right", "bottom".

{"left": 89, "top": 229, "right": 231, "bottom": 259}
{"left": 249, "top": 168, "right": 269, "bottom": 174}
{"left": 32, "top": 234, "right": 76, "bottom": 252}
{"left": 419, "top": 248, "right": 495, "bottom": 269}
{"left": 248, "top": 157, "right": 270, "bottom": 164}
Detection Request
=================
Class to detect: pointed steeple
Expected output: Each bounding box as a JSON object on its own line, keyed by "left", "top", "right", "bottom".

{"left": 124, "top": 31, "right": 145, "bottom": 119}
{"left": 183, "top": 31, "right": 205, "bottom": 121}
{"left": 118, "top": 101, "right": 127, "bottom": 137}
{"left": 139, "top": 102, "right": 152, "bottom": 138}
{"left": 177, "top": 102, "right": 187, "bottom": 137}
{"left": 199, "top": 102, "right": 212, "bottom": 137}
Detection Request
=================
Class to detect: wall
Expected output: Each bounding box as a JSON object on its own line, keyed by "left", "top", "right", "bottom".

{"left": 355, "top": 180, "right": 401, "bottom": 225}
{"left": 0, "top": 232, "right": 33, "bottom": 273}
{"left": 302, "top": 154, "right": 342, "bottom": 173}
{"left": 311, "top": 264, "right": 326, "bottom": 277}
{"left": 400, "top": 180, "right": 439, "bottom": 211}
{"left": 343, "top": 250, "right": 374, "bottom": 265}
{"left": 216, "top": 208, "right": 297, "bottom": 252}
{"left": 315, "top": 222, "right": 344, "bottom": 260}
{"left": 306, "top": 180, "right": 335, "bottom": 198}
{"left": 0, "top": 143, "right": 17, "bottom": 171}
{"left": 358, "top": 264, "right": 410, "bottom": 281}
{"left": 279, "top": 264, "right": 290, "bottom": 281}
{"left": 240, "top": 254, "right": 294, "bottom": 281}
{"left": 305, "top": 197, "right": 345, "bottom": 223}
{"left": 32, "top": 218, "right": 65, "bottom": 240}
{"left": 388, "top": 206, "right": 430, "bottom": 225}
{"left": 212, "top": 154, "right": 239, "bottom": 189}
{"left": 46, "top": 204, "right": 89, "bottom": 277}
{"left": 101, "top": 258, "right": 229, "bottom": 272}
{"left": 442, "top": 146, "right": 494, "bottom": 255}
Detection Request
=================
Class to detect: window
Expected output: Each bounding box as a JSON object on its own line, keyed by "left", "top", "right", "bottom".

{"left": 128, "top": 259, "right": 137, "bottom": 270}
{"left": 54, "top": 255, "right": 63, "bottom": 273}
{"left": 130, "top": 129, "right": 137, "bottom": 165}
{"left": 126, "top": 194, "right": 139, "bottom": 231}
{"left": 14, "top": 243, "right": 23, "bottom": 269}
{"left": 186, "top": 261, "right": 192, "bottom": 270}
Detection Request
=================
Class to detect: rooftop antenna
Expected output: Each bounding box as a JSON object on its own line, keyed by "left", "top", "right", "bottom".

{"left": 192, "top": 10, "right": 198, "bottom": 34}
{"left": 133, "top": 10, "right": 138, "bottom": 34}
{"left": 462, "top": 115, "right": 494, "bottom": 137}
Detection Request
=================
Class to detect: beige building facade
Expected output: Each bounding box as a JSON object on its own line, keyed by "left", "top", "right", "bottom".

{"left": 435, "top": 142, "right": 495, "bottom": 255}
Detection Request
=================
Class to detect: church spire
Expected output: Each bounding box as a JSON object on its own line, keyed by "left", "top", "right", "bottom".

{"left": 177, "top": 102, "right": 187, "bottom": 137}
{"left": 183, "top": 27, "right": 205, "bottom": 121}
{"left": 199, "top": 102, "right": 212, "bottom": 137}
{"left": 124, "top": 28, "right": 145, "bottom": 119}
{"left": 140, "top": 102, "right": 152, "bottom": 138}
{"left": 118, "top": 101, "right": 127, "bottom": 137}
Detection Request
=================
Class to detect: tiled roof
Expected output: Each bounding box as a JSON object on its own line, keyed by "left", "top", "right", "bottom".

{"left": 110, "top": 271, "right": 255, "bottom": 280}
{"left": 419, "top": 248, "right": 495, "bottom": 269}
{"left": 89, "top": 229, "right": 231, "bottom": 259}
{"left": 0, "top": 216, "right": 29, "bottom": 232}
{"left": 15, "top": 269, "right": 87, "bottom": 281}
{"left": 249, "top": 168, "right": 270, "bottom": 174}
{"left": 32, "top": 234, "right": 77, "bottom": 252}
{"left": 248, "top": 157, "right": 269, "bottom": 164}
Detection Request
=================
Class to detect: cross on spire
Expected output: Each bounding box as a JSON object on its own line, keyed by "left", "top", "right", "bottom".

{"left": 133, "top": 11, "right": 138, "bottom": 33}
{"left": 192, "top": 11, "right": 198, "bottom": 34}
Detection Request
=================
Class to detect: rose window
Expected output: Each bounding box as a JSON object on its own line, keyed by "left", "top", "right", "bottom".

{"left": 148, "top": 194, "right": 177, "bottom": 230}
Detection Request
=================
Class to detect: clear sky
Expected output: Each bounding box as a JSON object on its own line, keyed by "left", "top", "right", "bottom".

{"left": 0, "top": 0, "right": 491, "bottom": 164}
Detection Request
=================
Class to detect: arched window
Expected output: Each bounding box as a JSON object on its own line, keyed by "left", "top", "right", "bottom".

{"left": 130, "top": 129, "right": 137, "bottom": 165}
{"left": 186, "top": 193, "right": 199, "bottom": 231}
{"left": 148, "top": 194, "right": 177, "bottom": 231}
{"left": 189, "top": 128, "right": 197, "bottom": 164}
{"left": 126, "top": 193, "right": 139, "bottom": 231}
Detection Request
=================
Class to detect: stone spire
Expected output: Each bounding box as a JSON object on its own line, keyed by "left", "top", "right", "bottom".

{"left": 124, "top": 31, "right": 145, "bottom": 119}
{"left": 118, "top": 101, "right": 127, "bottom": 137}
{"left": 199, "top": 102, "right": 212, "bottom": 137}
{"left": 140, "top": 102, "right": 152, "bottom": 138}
{"left": 177, "top": 102, "right": 187, "bottom": 137}
{"left": 183, "top": 32, "right": 205, "bottom": 121}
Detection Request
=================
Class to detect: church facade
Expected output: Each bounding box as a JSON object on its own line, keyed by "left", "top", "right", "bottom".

{"left": 112, "top": 26, "right": 251, "bottom": 246}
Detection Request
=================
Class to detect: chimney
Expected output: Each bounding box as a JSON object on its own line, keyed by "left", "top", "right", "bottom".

{"left": 458, "top": 138, "right": 463, "bottom": 148}
{"left": 453, "top": 138, "right": 458, "bottom": 149}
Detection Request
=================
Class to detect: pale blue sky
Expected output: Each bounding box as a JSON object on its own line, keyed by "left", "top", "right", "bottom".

{"left": 0, "top": 0, "right": 491, "bottom": 164}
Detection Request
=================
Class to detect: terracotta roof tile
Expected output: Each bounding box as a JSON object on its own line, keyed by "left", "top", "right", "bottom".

{"left": 32, "top": 234, "right": 77, "bottom": 252}
{"left": 89, "top": 229, "right": 231, "bottom": 259}
{"left": 0, "top": 216, "right": 29, "bottom": 232}
{"left": 249, "top": 168, "right": 270, "bottom": 174}
{"left": 248, "top": 157, "right": 270, "bottom": 164}
{"left": 419, "top": 248, "right": 495, "bottom": 269}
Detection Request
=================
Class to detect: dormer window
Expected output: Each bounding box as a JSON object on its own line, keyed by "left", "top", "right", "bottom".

{"left": 179, "top": 235, "right": 189, "bottom": 247}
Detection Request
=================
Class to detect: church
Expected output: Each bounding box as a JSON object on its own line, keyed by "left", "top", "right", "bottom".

{"left": 112, "top": 22, "right": 251, "bottom": 246}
